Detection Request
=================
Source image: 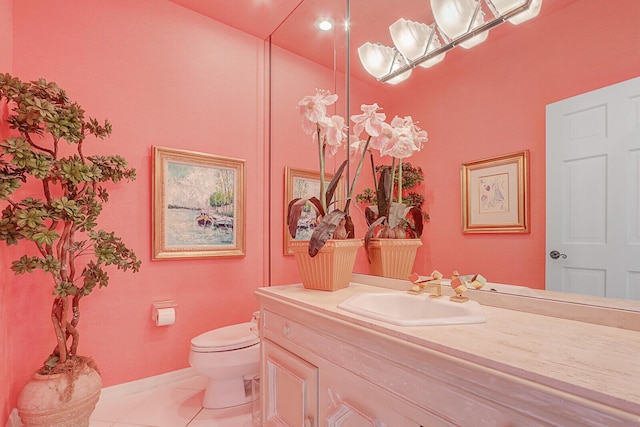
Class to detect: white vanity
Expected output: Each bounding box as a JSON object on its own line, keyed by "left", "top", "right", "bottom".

{"left": 255, "top": 277, "right": 640, "bottom": 426}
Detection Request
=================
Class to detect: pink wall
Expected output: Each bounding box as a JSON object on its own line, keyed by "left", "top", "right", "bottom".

{"left": 2, "top": 0, "right": 639, "bottom": 423}
{"left": 0, "top": 0, "right": 13, "bottom": 422}
{"left": 2, "top": 0, "right": 266, "bottom": 417}
{"left": 383, "top": 0, "right": 640, "bottom": 288}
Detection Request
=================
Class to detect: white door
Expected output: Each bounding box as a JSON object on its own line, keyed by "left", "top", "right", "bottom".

{"left": 546, "top": 76, "right": 640, "bottom": 300}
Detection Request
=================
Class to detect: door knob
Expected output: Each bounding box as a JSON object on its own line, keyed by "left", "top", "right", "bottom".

{"left": 549, "top": 250, "right": 567, "bottom": 259}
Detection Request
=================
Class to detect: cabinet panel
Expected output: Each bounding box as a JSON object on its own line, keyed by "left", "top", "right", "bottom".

{"left": 321, "top": 361, "right": 450, "bottom": 427}
{"left": 262, "top": 339, "right": 318, "bottom": 427}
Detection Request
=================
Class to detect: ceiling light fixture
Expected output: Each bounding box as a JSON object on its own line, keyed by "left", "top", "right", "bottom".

{"left": 357, "top": 42, "right": 412, "bottom": 84}
{"left": 389, "top": 19, "right": 446, "bottom": 68}
{"left": 358, "top": 0, "right": 542, "bottom": 84}
{"left": 315, "top": 17, "right": 335, "bottom": 32}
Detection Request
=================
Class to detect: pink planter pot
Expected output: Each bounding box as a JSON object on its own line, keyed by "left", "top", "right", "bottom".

{"left": 18, "top": 363, "right": 102, "bottom": 427}
{"left": 367, "top": 238, "right": 423, "bottom": 280}
{"left": 290, "top": 239, "right": 363, "bottom": 291}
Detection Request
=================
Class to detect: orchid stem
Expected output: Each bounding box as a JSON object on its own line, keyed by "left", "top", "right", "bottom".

{"left": 390, "top": 157, "right": 396, "bottom": 210}
{"left": 369, "top": 151, "right": 377, "bottom": 194}
{"left": 345, "top": 135, "right": 371, "bottom": 214}
{"left": 317, "top": 126, "right": 327, "bottom": 213}
{"left": 398, "top": 158, "right": 403, "bottom": 205}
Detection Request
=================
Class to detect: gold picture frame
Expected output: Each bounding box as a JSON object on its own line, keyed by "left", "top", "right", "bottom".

{"left": 152, "top": 146, "right": 246, "bottom": 259}
{"left": 284, "top": 166, "right": 342, "bottom": 255}
{"left": 461, "top": 150, "right": 529, "bottom": 233}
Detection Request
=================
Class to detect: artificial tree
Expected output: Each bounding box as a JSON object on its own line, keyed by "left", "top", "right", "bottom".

{"left": 0, "top": 73, "right": 140, "bottom": 375}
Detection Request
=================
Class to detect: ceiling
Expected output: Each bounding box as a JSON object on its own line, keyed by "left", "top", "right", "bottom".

{"left": 168, "top": 0, "right": 435, "bottom": 82}
{"left": 168, "top": 0, "right": 304, "bottom": 40}
{"left": 168, "top": 0, "right": 575, "bottom": 84}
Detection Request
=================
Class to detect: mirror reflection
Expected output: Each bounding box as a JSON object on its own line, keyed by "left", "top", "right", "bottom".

{"left": 269, "top": 0, "right": 640, "bottom": 308}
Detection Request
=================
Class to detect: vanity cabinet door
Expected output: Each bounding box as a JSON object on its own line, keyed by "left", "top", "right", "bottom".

{"left": 262, "top": 338, "right": 318, "bottom": 427}
{"left": 319, "top": 363, "right": 453, "bottom": 427}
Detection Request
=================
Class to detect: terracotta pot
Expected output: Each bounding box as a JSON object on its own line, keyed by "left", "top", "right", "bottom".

{"left": 368, "top": 238, "right": 423, "bottom": 280}
{"left": 17, "top": 363, "right": 102, "bottom": 427}
{"left": 290, "top": 239, "right": 363, "bottom": 291}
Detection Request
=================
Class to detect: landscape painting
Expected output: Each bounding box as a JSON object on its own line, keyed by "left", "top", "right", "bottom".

{"left": 284, "top": 167, "right": 341, "bottom": 254}
{"left": 152, "top": 146, "right": 246, "bottom": 259}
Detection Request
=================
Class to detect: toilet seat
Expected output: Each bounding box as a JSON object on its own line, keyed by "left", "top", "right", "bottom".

{"left": 191, "top": 322, "right": 259, "bottom": 352}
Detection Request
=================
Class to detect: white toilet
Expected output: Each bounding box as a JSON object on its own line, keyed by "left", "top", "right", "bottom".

{"left": 188, "top": 317, "right": 260, "bottom": 409}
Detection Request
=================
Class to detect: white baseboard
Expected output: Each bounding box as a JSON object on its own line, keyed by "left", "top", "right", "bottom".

{"left": 99, "top": 367, "right": 198, "bottom": 400}
{"left": 5, "top": 409, "right": 22, "bottom": 427}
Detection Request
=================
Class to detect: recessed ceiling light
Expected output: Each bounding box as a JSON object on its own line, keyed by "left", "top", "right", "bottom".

{"left": 315, "top": 17, "right": 334, "bottom": 32}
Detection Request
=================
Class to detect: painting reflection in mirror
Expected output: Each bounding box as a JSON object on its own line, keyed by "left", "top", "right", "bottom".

{"left": 461, "top": 150, "right": 529, "bottom": 234}
{"left": 284, "top": 167, "right": 342, "bottom": 255}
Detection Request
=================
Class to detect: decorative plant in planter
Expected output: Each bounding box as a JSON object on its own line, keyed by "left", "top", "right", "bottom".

{"left": 287, "top": 92, "right": 385, "bottom": 255}
{"left": 286, "top": 92, "right": 385, "bottom": 290}
{"left": 354, "top": 115, "right": 429, "bottom": 279}
{"left": 0, "top": 74, "right": 140, "bottom": 425}
{"left": 357, "top": 115, "right": 428, "bottom": 240}
{"left": 357, "top": 161, "right": 429, "bottom": 239}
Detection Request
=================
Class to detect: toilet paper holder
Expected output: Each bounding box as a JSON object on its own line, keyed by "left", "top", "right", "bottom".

{"left": 152, "top": 300, "right": 178, "bottom": 324}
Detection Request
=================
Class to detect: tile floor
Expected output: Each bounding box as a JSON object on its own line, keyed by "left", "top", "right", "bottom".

{"left": 89, "top": 375, "right": 256, "bottom": 427}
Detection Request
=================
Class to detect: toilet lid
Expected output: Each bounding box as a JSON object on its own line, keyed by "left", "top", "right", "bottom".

{"left": 191, "top": 322, "right": 259, "bottom": 352}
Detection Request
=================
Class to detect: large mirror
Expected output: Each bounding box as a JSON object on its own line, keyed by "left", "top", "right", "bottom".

{"left": 268, "top": 0, "right": 640, "bottom": 309}
{"left": 268, "top": 0, "right": 351, "bottom": 286}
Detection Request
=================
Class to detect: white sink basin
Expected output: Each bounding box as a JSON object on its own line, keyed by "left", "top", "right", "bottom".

{"left": 337, "top": 292, "right": 486, "bottom": 326}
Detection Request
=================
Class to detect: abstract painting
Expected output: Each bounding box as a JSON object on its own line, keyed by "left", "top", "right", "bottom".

{"left": 461, "top": 150, "right": 529, "bottom": 233}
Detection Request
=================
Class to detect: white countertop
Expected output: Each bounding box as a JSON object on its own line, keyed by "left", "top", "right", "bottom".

{"left": 255, "top": 281, "right": 640, "bottom": 417}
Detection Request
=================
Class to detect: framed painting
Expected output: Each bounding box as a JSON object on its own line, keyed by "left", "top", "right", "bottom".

{"left": 461, "top": 150, "right": 529, "bottom": 233}
{"left": 152, "top": 146, "right": 246, "bottom": 259}
{"left": 284, "top": 166, "right": 342, "bottom": 255}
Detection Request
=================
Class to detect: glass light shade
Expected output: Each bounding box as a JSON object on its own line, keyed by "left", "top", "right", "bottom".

{"left": 459, "top": 9, "right": 488, "bottom": 49}
{"left": 357, "top": 42, "right": 412, "bottom": 84}
{"left": 386, "top": 59, "right": 412, "bottom": 84}
{"left": 430, "top": 0, "right": 489, "bottom": 48}
{"left": 508, "top": 0, "right": 542, "bottom": 24}
{"left": 490, "top": 0, "right": 542, "bottom": 24}
{"left": 389, "top": 18, "right": 446, "bottom": 68}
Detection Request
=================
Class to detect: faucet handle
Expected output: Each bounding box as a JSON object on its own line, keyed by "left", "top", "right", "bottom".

{"left": 408, "top": 272, "right": 442, "bottom": 297}
{"left": 450, "top": 276, "right": 469, "bottom": 303}
{"left": 470, "top": 274, "right": 487, "bottom": 290}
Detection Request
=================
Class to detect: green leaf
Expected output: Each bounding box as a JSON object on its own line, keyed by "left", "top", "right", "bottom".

{"left": 88, "top": 155, "right": 136, "bottom": 183}
{"left": 44, "top": 355, "right": 60, "bottom": 371}
{"left": 51, "top": 196, "right": 79, "bottom": 219}
{"left": 11, "top": 255, "right": 38, "bottom": 274}
{"left": 364, "top": 216, "right": 387, "bottom": 263}
{"left": 287, "top": 197, "right": 322, "bottom": 238}
{"left": 405, "top": 206, "right": 424, "bottom": 238}
{"left": 14, "top": 208, "right": 44, "bottom": 229}
{"left": 53, "top": 281, "right": 78, "bottom": 297}
{"left": 32, "top": 229, "right": 59, "bottom": 246}
{"left": 0, "top": 217, "right": 21, "bottom": 245}
{"left": 0, "top": 177, "right": 22, "bottom": 200}
{"left": 40, "top": 255, "right": 61, "bottom": 273}
{"left": 376, "top": 166, "right": 392, "bottom": 221}
{"left": 309, "top": 210, "right": 346, "bottom": 257}
{"left": 325, "top": 159, "right": 347, "bottom": 209}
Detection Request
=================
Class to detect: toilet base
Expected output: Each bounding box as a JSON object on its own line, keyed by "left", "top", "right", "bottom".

{"left": 202, "top": 374, "right": 256, "bottom": 409}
